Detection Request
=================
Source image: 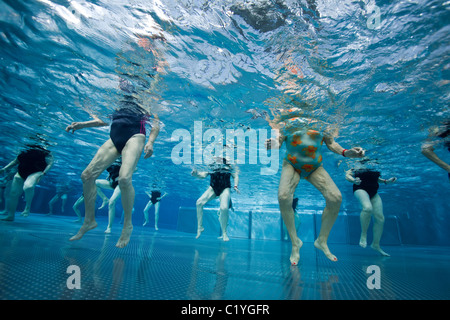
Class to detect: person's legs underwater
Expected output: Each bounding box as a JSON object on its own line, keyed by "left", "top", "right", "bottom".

{"left": 307, "top": 166, "right": 342, "bottom": 262}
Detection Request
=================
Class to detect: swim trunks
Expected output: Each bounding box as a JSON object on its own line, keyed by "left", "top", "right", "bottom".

{"left": 352, "top": 169, "right": 381, "bottom": 199}
{"left": 110, "top": 101, "right": 149, "bottom": 154}
{"left": 17, "top": 147, "right": 50, "bottom": 180}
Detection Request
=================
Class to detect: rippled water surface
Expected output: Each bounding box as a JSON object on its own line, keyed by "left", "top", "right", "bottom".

{"left": 0, "top": 0, "right": 449, "bottom": 243}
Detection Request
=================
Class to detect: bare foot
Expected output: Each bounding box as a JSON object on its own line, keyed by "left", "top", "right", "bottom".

{"left": 70, "top": 220, "right": 98, "bottom": 241}
{"left": 195, "top": 226, "right": 204, "bottom": 239}
{"left": 104, "top": 227, "right": 112, "bottom": 234}
{"left": 116, "top": 225, "right": 133, "bottom": 248}
{"left": 290, "top": 238, "right": 303, "bottom": 266}
{"left": 359, "top": 235, "right": 367, "bottom": 248}
{"left": 218, "top": 233, "right": 229, "bottom": 242}
{"left": 314, "top": 239, "right": 338, "bottom": 262}
{"left": 0, "top": 214, "right": 14, "bottom": 221}
{"left": 98, "top": 200, "right": 108, "bottom": 210}
{"left": 371, "top": 244, "right": 390, "bottom": 257}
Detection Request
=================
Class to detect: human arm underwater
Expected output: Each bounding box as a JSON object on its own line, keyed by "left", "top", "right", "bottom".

{"left": 378, "top": 176, "right": 397, "bottom": 185}
{"left": 144, "top": 113, "right": 160, "bottom": 159}
{"left": 42, "top": 153, "right": 54, "bottom": 175}
{"left": 65, "top": 115, "right": 108, "bottom": 133}
{"left": 0, "top": 157, "right": 19, "bottom": 173}
{"left": 191, "top": 169, "right": 209, "bottom": 179}
{"left": 158, "top": 192, "right": 168, "bottom": 201}
{"left": 421, "top": 142, "right": 450, "bottom": 173}
{"left": 323, "top": 136, "right": 365, "bottom": 158}
{"left": 345, "top": 169, "right": 361, "bottom": 185}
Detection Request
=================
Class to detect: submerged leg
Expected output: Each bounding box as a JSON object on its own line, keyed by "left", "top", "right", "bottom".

{"left": 154, "top": 201, "right": 160, "bottom": 230}
{"left": 354, "top": 189, "right": 373, "bottom": 248}
{"left": 218, "top": 188, "right": 231, "bottom": 242}
{"left": 0, "top": 173, "right": 24, "bottom": 221}
{"left": 308, "top": 166, "right": 341, "bottom": 262}
{"left": 115, "top": 134, "right": 144, "bottom": 248}
{"left": 70, "top": 139, "right": 119, "bottom": 241}
{"left": 21, "top": 172, "right": 43, "bottom": 217}
{"left": 370, "top": 194, "right": 389, "bottom": 256}
{"left": 72, "top": 195, "right": 84, "bottom": 223}
{"left": 278, "top": 160, "right": 302, "bottom": 265}
{"left": 105, "top": 186, "right": 121, "bottom": 233}
{"left": 143, "top": 200, "right": 153, "bottom": 226}
{"left": 195, "top": 187, "right": 216, "bottom": 239}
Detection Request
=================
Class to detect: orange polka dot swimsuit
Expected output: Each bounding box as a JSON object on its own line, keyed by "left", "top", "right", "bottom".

{"left": 285, "top": 128, "right": 324, "bottom": 179}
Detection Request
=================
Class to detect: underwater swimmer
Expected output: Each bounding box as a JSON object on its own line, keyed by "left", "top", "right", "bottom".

{"left": 192, "top": 157, "right": 240, "bottom": 242}
{"left": 345, "top": 165, "right": 397, "bottom": 256}
{"left": 66, "top": 109, "right": 159, "bottom": 248}
{"left": 143, "top": 183, "right": 168, "bottom": 230}
{"left": 0, "top": 145, "right": 53, "bottom": 221}
{"left": 266, "top": 108, "right": 365, "bottom": 265}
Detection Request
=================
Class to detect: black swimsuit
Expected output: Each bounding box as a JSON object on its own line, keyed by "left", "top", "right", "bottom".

{"left": 210, "top": 171, "right": 232, "bottom": 196}
{"left": 150, "top": 190, "right": 162, "bottom": 204}
{"left": 110, "top": 101, "right": 149, "bottom": 154}
{"left": 353, "top": 169, "right": 381, "bottom": 199}
{"left": 17, "top": 148, "right": 50, "bottom": 180}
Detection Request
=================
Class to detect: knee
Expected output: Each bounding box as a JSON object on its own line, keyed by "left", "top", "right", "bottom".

{"left": 374, "top": 213, "right": 385, "bottom": 224}
{"left": 219, "top": 203, "right": 229, "bottom": 212}
{"left": 23, "top": 181, "right": 36, "bottom": 193}
{"left": 326, "top": 190, "right": 342, "bottom": 208}
{"left": 196, "top": 198, "right": 206, "bottom": 208}
{"left": 278, "top": 191, "right": 293, "bottom": 206}
{"left": 361, "top": 203, "right": 373, "bottom": 214}
{"left": 118, "top": 175, "right": 132, "bottom": 190}
{"left": 81, "top": 169, "right": 95, "bottom": 184}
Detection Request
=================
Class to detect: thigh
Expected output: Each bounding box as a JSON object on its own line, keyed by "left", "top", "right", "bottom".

{"left": 74, "top": 196, "right": 84, "bottom": 206}
{"left": 23, "top": 172, "right": 44, "bottom": 189}
{"left": 219, "top": 188, "right": 231, "bottom": 207}
{"left": 306, "top": 166, "right": 340, "bottom": 200}
{"left": 110, "top": 187, "right": 122, "bottom": 203}
{"left": 84, "top": 139, "right": 120, "bottom": 179}
{"left": 120, "top": 134, "right": 145, "bottom": 179}
{"left": 278, "top": 160, "right": 300, "bottom": 198}
{"left": 96, "top": 179, "right": 113, "bottom": 190}
{"left": 198, "top": 186, "right": 217, "bottom": 204}
{"left": 370, "top": 193, "right": 383, "bottom": 218}
{"left": 144, "top": 200, "right": 153, "bottom": 210}
{"left": 354, "top": 189, "right": 372, "bottom": 209}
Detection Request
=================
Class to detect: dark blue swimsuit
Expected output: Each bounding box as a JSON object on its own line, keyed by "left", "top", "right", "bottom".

{"left": 110, "top": 101, "right": 149, "bottom": 154}
{"left": 353, "top": 169, "right": 381, "bottom": 199}
{"left": 17, "top": 147, "right": 50, "bottom": 180}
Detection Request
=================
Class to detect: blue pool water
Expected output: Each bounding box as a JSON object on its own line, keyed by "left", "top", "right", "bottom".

{"left": 0, "top": 0, "right": 449, "bottom": 301}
